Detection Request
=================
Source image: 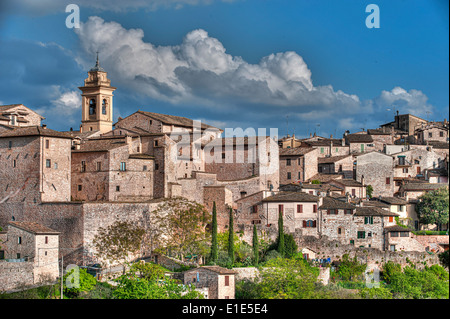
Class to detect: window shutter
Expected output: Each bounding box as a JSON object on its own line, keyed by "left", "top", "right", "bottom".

{"left": 297, "top": 205, "right": 303, "bottom": 213}
{"left": 313, "top": 220, "right": 317, "bottom": 228}
{"left": 303, "top": 220, "right": 307, "bottom": 228}
{"left": 313, "top": 205, "right": 317, "bottom": 213}
{"left": 327, "top": 209, "right": 331, "bottom": 215}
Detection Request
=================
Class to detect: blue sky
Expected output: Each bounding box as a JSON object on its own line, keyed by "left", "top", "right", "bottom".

{"left": 0, "top": 0, "right": 448, "bottom": 138}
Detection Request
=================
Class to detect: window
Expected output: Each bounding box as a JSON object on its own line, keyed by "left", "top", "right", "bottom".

{"left": 46, "top": 159, "right": 51, "bottom": 168}
{"left": 8, "top": 141, "right": 12, "bottom": 149}
{"left": 345, "top": 209, "right": 353, "bottom": 215}
{"left": 298, "top": 172, "right": 301, "bottom": 179}
{"left": 149, "top": 120, "right": 152, "bottom": 126}
{"left": 286, "top": 159, "right": 291, "bottom": 166}
{"left": 54, "top": 163, "right": 58, "bottom": 170}
{"left": 78, "top": 185, "right": 82, "bottom": 191}
{"left": 287, "top": 172, "right": 291, "bottom": 180}
{"left": 339, "top": 165, "right": 343, "bottom": 172}
{"left": 155, "top": 163, "right": 159, "bottom": 170}
{"left": 13, "top": 159, "right": 16, "bottom": 168}
{"left": 320, "top": 148, "right": 324, "bottom": 154}
{"left": 251, "top": 205, "right": 258, "bottom": 214}
{"left": 390, "top": 245, "right": 396, "bottom": 252}
{"left": 402, "top": 168, "right": 408, "bottom": 173}
{"left": 297, "top": 204, "right": 303, "bottom": 213}
{"left": 428, "top": 132, "right": 432, "bottom": 138}
{"left": 102, "top": 99, "right": 107, "bottom": 115}
{"left": 278, "top": 205, "right": 284, "bottom": 215}
{"left": 327, "top": 209, "right": 337, "bottom": 215}
{"left": 440, "top": 131, "right": 444, "bottom": 137}
{"left": 364, "top": 216, "right": 374, "bottom": 224}
{"left": 386, "top": 177, "right": 390, "bottom": 185}
{"left": 45, "top": 236, "right": 48, "bottom": 244}
{"left": 367, "top": 232, "right": 372, "bottom": 238}
{"left": 143, "top": 165, "right": 148, "bottom": 171}
{"left": 96, "top": 162, "right": 101, "bottom": 171}
{"left": 303, "top": 220, "right": 316, "bottom": 228}
{"left": 391, "top": 232, "right": 399, "bottom": 237}
{"left": 81, "top": 161, "right": 86, "bottom": 172}
{"left": 116, "top": 186, "right": 120, "bottom": 192}
{"left": 240, "top": 191, "right": 247, "bottom": 198}
{"left": 120, "top": 162, "right": 126, "bottom": 171}
{"left": 298, "top": 158, "right": 302, "bottom": 165}
{"left": 357, "top": 231, "right": 365, "bottom": 239}
{"left": 398, "top": 156, "right": 405, "bottom": 165}
{"left": 18, "top": 237, "right": 22, "bottom": 244}
{"left": 89, "top": 99, "right": 96, "bottom": 115}
{"left": 225, "top": 276, "right": 230, "bottom": 286}
{"left": 352, "top": 189, "right": 356, "bottom": 197}
{"left": 400, "top": 232, "right": 409, "bottom": 237}
{"left": 45, "top": 139, "right": 50, "bottom": 149}
{"left": 313, "top": 205, "right": 317, "bottom": 213}
{"left": 154, "top": 140, "right": 159, "bottom": 147}
{"left": 338, "top": 228, "right": 342, "bottom": 235}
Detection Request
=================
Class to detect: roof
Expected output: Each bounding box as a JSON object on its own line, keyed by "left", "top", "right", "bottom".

{"left": 8, "top": 221, "right": 60, "bottom": 235}
{"left": 187, "top": 266, "right": 236, "bottom": 275}
{"left": 0, "top": 126, "right": 73, "bottom": 140}
{"left": 377, "top": 197, "right": 408, "bottom": 205}
{"left": 401, "top": 183, "right": 448, "bottom": 191}
{"left": 319, "top": 197, "right": 355, "bottom": 210}
{"left": 134, "top": 110, "right": 221, "bottom": 131}
{"left": 354, "top": 207, "right": 398, "bottom": 217}
{"left": 384, "top": 225, "right": 412, "bottom": 232}
{"left": 361, "top": 201, "right": 390, "bottom": 209}
{"left": 72, "top": 137, "right": 127, "bottom": 152}
{"left": 279, "top": 147, "right": 315, "bottom": 156}
{"left": 318, "top": 155, "right": 352, "bottom": 164}
{"left": 128, "top": 154, "right": 155, "bottom": 160}
{"left": 426, "top": 141, "right": 449, "bottom": 149}
{"left": 330, "top": 179, "right": 364, "bottom": 187}
{"left": 262, "top": 191, "right": 319, "bottom": 203}
{"left": 367, "top": 128, "right": 393, "bottom": 135}
{"left": 306, "top": 173, "right": 343, "bottom": 183}
{"left": 207, "top": 136, "right": 272, "bottom": 147}
{"left": 345, "top": 133, "right": 374, "bottom": 143}
{"left": 304, "top": 138, "right": 344, "bottom": 147}
{"left": 301, "top": 183, "right": 342, "bottom": 192}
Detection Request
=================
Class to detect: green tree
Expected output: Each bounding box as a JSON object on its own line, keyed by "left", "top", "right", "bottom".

{"left": 335, "top": 254, "right": 367, "bottom": 281}
{"left": 92, "top": 220, "right": 146, "bottom": 273}
{"left": 252, "top": 225, "right": 259, "bottom": 265}
{"left": 381, "top": 261, "right": 402, "bottom": 284}
{"left": 210, "top": 202, "right": 218, "bottom": 264}
{"left": 112, "top": 266, "right": 204, "bottom": 299}
{"left": 257, "top": 257, "right": 318, "bottom": 299}
{"left": 366, "top": 185, "right": 374, "bottom": 199}
{"left": 227, "top": 207, "right": 235, "bottom": 265}
{"left": 153, "top": 197, "right": 209, "bottom": 259}
{"left": 439, "top": 250, "right": 449, "bottom": 269}
{"left": 283, "top": 234, "right": 298, "bottom": 258}
{"left": 277, "top": 210, "right": 285, "bottom": 257}
{"left": 416, "top": 187, "right": 449, "bottom": 231}
{"left": 62, "top": 267, "right": 97, "bottom": 299}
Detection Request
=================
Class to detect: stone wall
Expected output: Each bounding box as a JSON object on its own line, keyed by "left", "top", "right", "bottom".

{"left": 414, "top": 235, "right": 449, "bottom": 253}
{"left": 356, "top": 152, "right": 394, "bottom": 198}
{"left": 0, "top": 261, "right": 34, "bottom": 292}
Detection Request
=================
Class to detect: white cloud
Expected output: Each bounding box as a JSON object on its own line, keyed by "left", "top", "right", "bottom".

{"left": 74, "top": 16, "right": 363, "bottom": 114}
{"left": 373, "top": 86, "right": 433, "bottom": 118}
{"left": 49, "top": 86, "right": 81, "bottom": 116}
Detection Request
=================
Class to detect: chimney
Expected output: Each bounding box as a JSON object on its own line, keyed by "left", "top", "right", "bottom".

{"left": 42, "top": 124, "right": 47, "bottom": 129}
{"left": 70, "top": 127, "right": 73, "bottom": 132}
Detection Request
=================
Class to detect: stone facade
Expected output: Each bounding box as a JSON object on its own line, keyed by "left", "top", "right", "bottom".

{"left": 183, "top": 266, "right": 236, "bottom": 299}
{"left": 356, "top": 151, "right": 395, "bottom": 198}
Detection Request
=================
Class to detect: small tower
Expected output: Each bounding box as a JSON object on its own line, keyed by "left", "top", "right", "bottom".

{"left": 79, "top": 53, "right": 116, "bottom": 134}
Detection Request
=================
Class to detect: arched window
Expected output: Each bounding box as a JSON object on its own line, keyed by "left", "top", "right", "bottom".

{"left": 89, "top": 99, "right": 96, "bottom": 115}
{"left": 102, "top": 99, "right": 107, "bottom": 115}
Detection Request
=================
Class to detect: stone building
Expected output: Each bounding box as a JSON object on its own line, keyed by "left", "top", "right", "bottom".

{"left": 328, "top": 178, "right": 367, "bottom": 200}
{"left": 183, "top": 266, "right": 236, "bottom": 299}
{"left": 0, "top": 221, "right": 60, "bottom": 291}
{"left": 345, "top": 133, "right": 376, "bottom": 154}
{"left": 415, "top": 120, "right": 449, "bottom": 145}
{"left": 260, "top": 191, "right": 322, "bottom": 239}
{"left": 380, "top": 112, "right": 428, "bottom": 138}
{"left": 317, "top": 154, "right": 353, "bottom": 178}
{"left": 279, "top": 147, "right": 318, "bottom": 184}
{"left": 0, "top": 104, "right": 44, "bottom": 129}
{"left": 0, "top": 126, "right": 73, "bottom": 205}
{"left": 355, "top": 151, "right": 395, "bottom": 198}
{"left": 302, "top": 138, "right": 349, "bottom": 158}
{"left": 399, "top": 182, "right": 448, "bottom": 202}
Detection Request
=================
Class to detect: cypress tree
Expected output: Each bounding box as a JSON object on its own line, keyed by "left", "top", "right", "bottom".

{"left": 277, "top": 210, "right": 285, "bottom": 257}
{"left": 252, "top": 224, "right": 259, "bottom": 265}
{"left": 227, "top": 207, "right": 235, "bottom": 265}
{"left": 210, "top": 202, "right": 218, "bottom": 263}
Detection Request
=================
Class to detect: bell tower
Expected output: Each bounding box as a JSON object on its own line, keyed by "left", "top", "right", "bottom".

{"left": 79, "top": 53, "right": 116, "bottom": 134}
